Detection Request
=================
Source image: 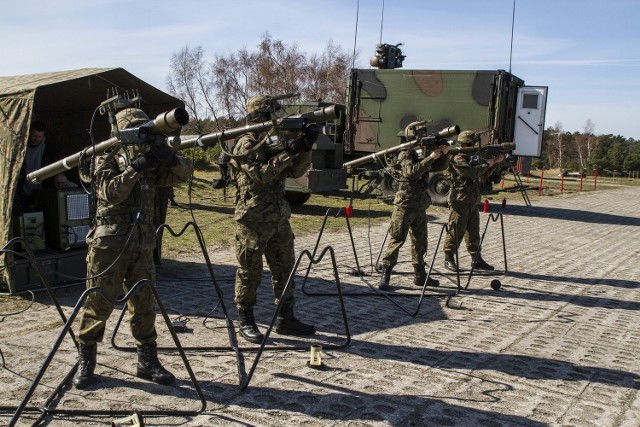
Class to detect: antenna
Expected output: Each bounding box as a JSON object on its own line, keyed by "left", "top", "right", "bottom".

{"left": 351, "top": 0, "right": 360, "bottom": 69}
{"left": 379, "top": 0, "right": 385, "bottom": 44}
{"left": 509, "top": 0, "right": 516, "bottom": 73}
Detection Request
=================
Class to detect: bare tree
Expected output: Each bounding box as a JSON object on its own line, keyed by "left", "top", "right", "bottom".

{"left": 547, "top": 121, "right": 565, "bottom": 170}
{"left": 166, "top": 33, "right": 355, "bottom": 130}
{"left": 572, "top": 119, "right": 596, "bottom": 169}
{"left": 300, "top": 40, "right": 352, "bottom": 103}
{"left": 583, "top": 119, "right": 599, "bottom": 159}
{"left": 166, "top": 46, "right": 210, "bottom": 133}
{"left": 252, "top": 34, "right": 304, "bottom": 95}
{"left": 210, "top": 48, "right": 253, "bottom": 121}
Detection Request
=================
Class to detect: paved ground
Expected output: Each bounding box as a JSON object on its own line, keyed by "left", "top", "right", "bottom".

{"left": 1, "top": 187, "right": 640, "bottom": 426}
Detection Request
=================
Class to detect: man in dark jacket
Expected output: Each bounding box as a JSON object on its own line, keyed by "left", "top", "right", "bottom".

{"left": 16, "top": 120, "right": 76, "bottom": 212}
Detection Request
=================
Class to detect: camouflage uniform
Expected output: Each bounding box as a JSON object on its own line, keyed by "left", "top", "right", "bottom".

{"left": 73, "top": 108, "right": 193, "bottom": 389}
{"left": 229, "top": 129, "right": 311, "bottom": 312}
{"left": 227, "top": 95, "right": 318, "bottom": 344}
{"left": 381, "top": 147, "right": 449, "bottom": 270}
{"left": 78, "top": 150, "right": 192, "bottom": 345}
{"left": 443, "top": 131, "right": 501, "bottom": 269}
{"left": 378, "top": 120, "right": 450, "bottom": 291}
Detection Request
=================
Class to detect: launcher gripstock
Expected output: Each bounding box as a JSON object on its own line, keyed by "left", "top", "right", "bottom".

{"left": 26, "top": 107, "right": 189, "bottom": 184}
{"left": 449, "top": 142, "right": 516, "bottom": 156}
{"left": 176, "top": 104, "right": 342, "bottom": 151}
{"left": 342, "top": 125, "right": 460, "bottom": 170}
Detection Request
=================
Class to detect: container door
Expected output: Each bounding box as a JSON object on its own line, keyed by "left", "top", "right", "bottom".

{"left": 513, "top": 86, "right": 548, "bottom": 157}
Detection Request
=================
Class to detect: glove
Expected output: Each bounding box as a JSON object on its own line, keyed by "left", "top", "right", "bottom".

{"left": 469, "top": 154, "right": 481, "bottom": 165}
{"left": 303, "top": 124, "right": 320, "bottom": 151}
{"left": 284, "top": 138, "right": 306, "bottom": 155}
{"left": 131, "top": 151, "right": 160, "bottom": 172}
{"left": 150, "top": 142, "right": 178, "bottom": 167}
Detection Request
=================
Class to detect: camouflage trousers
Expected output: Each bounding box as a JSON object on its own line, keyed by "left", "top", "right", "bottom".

{"left": 77, "top": 246, "right": 157, "bottom": 346}
{"left": 234, "top": 218, "right": 296, "bottom": 311}
{"left": 382, "top": 206, "right": 429, "bottom": 269}
{"left": 443, "top": 201, "right": 480, "bottom": 256}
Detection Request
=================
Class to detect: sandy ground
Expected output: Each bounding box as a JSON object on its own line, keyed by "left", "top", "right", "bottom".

{"left": 1, "top": 187, "right": 640, "bottom": 426}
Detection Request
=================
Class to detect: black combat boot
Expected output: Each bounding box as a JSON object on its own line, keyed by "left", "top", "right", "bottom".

{"left": 73, "top": 343, "right": 97, "bottom": 389}
{"left": 136, "top": 342, "right": 175, "bottom": 385}
{"left": 414, "top": 265, "right": 439, "bottom": 287}
{"left": 378, "top": 265, "right": 392, "bottom": 291}
{"left": 444, "top": 252, "right": 458, "bottom": 272}
{"left": 472, "top": 254, "right": 495, "bottom": 271}
{"left": 238, "top": 308, "right": 264, "bottom": 344}
{"left": 275, "top": 306, "right": 316, "bottom": 336}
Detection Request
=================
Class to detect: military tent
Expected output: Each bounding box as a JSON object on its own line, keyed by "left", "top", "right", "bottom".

{"left": 0, "top": 68, "right": 184, "bottom": 293}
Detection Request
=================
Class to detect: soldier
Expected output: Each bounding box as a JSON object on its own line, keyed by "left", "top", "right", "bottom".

{"left": 442, "top": 130, "right": 505, "bottom": 272}
{"left": 228, "top": 95, "right": 317, "bottom": 344}
{"left": 73, "top": 108, "right": 193, "bottom": 389}
{"left": 378, "top": 122, "right": 450, "bottom": 291}
{"left": 212, "top": 151, "right": 230, "bottom": 189}
{"left": 16, "top": 120, "right": 77, "bottom": 213}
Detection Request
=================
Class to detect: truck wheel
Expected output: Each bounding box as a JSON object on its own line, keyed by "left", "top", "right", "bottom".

{"left": 427, "top": 172, "right": 450, "bottom": 207}
{"left": 378, "top": 174, "right": 398, "bottom": 204}
{"left": 285, "top": 190, "right": 311, "bottom": 206}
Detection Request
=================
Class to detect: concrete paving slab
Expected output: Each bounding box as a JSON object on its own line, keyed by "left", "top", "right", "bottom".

{"left": 1, "top": 187, "right": 639, "bottom": 426}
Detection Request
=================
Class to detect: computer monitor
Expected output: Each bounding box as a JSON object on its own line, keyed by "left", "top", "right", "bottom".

{"left": 36, "top": 189, "right": 94, "bottom": 250}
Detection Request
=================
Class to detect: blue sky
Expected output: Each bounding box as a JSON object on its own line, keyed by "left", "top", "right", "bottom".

{"left": 3, "top": 0, "right": 639, "bottom": 139}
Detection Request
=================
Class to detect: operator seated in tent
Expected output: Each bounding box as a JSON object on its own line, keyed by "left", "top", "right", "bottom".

{"left": 15, "top": 120, "right": 76, "bottom": 213}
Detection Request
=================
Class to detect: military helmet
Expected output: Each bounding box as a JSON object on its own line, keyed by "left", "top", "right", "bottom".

{"left": 115, "top": 108, "right": 149, "bottom": 131}
{"left": 404, "top": 121, "right": 428, "bottom": 141}
{"left": 246, "top": 95, "right": 282, "bottom": 121}
{"left": 457, "top": 130, "right": 478, "bottom": 146}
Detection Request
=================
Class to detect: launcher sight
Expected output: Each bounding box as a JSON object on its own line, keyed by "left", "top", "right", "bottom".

{"left": 118, "top": 108, "right": 189, "bottom": 149}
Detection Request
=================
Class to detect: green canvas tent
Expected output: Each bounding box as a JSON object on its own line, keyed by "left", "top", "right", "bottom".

{"left": 0, "top": 68, "right": 184, "bottom": 293}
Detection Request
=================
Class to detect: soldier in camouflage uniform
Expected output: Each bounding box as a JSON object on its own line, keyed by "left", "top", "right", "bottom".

{"left": 442, "top": 130, "right": 505, "bottom": 272}
{"left": 73, "top": 108, "right": 193, "bottom": 389}
{"left": 378, "top": 121, "right": 450, "bottom": 291}
{"left": 228, "top": 95, "right": 317, "bottom": 344}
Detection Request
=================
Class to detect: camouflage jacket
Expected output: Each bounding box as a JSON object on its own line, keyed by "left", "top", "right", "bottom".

{"left": 392, "top": 148, "right": 449, "bottom": 209}
{"left": 445, "top": 153, "right": 499, "bottom": 205}
{"left": 86, "top": 148, "right": 193, "bottom": 250}
{"left": 229, "top": 131, "right": 311, "bottom": 222}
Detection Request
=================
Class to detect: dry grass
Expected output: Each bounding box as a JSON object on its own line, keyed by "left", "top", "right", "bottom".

{"left": 161, "top": 167, "right": 640, "bottom": 260}
{"left": 161, "top": 169, "right": 403, "bottom": 260}
{"left": 499, "top": 168, "right": 640, "bottom": 199}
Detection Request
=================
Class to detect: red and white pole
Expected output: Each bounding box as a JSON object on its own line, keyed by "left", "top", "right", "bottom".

{"left": 538, "top": 170, "right": 545, "bottom": 196}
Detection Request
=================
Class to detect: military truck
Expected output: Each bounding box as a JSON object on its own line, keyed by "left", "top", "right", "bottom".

{"left": 281, "top": 43, "right": 548, "bottom": 206}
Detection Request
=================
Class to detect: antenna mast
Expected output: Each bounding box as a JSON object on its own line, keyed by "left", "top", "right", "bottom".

{"left": 509, "top": 0, "right": 516, "bottom": 73}
{"left": 378, "top": 0, "right": 385, "bottom": 44}
{"left": 351, "top": 0, "right": 360, "bottom": 69}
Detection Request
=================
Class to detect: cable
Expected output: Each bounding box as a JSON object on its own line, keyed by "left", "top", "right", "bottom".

{"left": 0, "top": 290, "right": 35, "bottom": 317}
